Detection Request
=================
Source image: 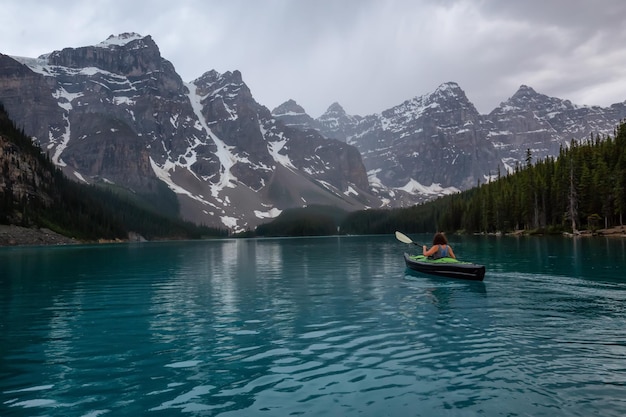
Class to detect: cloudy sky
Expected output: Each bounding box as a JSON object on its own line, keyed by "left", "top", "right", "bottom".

{"left": 3, "top": 0, "right": 626, "bottom": 117}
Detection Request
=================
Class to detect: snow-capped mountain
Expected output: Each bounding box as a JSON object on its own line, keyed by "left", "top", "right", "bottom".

{"left": 274, "top": 83, "right": 626, "bottom": 199}
{"left": 275, "top": 82, "right": 496, "bottom": 199}
{"left": 348, "top": 82, "right": 496, "bottom": 193}
{"left": 271, "top": 99, "right": 319, "bottom": 132}
{"left": 2, "top": 33, "right": 625, "bottom": 232}
{"left": 316, "top": 102, "right": 362, "bottom": 143}
{"left": 484, "top": 85, "right": 626, "bottom": 171}
{"left": 0, "top": 33, "right": 379, "bottom": 232}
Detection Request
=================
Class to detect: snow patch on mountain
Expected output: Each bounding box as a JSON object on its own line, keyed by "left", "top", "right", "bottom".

{"left": 259, "top": 123, "right": 296, "bottom": 170}
{"left": 73, "top": 171, "right": 88, "bottom": 183}
{"left": 274, "top": 110, "right": 306, "bottom": 117}
{"left": 10, "top": 56, "right": 48, "bottom": 73}
{"left": 396, "top": 179, "right": 460, "bottom": 196}
{"left": 186, "top": 82, "right": 238, "bottom": 198}
{"left": 149, "top": 157, "right": 213, "bottom": 206}
{"left": 344, "top": 186, "right": 358, "bottom": 196}
{"left": 221, "top": 216, "right": 238, "bottom": 229}
{"left": 50, "top": 114, "right": 70, "bottom": 167}
{"left": 255, "top": 208, "right": 282, "bottom": 219}
{"left": 97, "top": 33, "right": 144, "bottom": 48}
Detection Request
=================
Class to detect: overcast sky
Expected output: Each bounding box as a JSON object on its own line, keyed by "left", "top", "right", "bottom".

{"left": 3, "top": 0, "right": 626, "bottom": 117}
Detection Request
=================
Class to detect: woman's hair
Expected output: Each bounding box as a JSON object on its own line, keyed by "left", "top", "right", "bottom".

{"left": 432, "top": 232, "right": 448, "bottom": 245}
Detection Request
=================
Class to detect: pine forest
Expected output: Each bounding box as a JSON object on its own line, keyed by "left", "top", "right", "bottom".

{"left": 339, "top": 121, "right": 626, "bottom": 236}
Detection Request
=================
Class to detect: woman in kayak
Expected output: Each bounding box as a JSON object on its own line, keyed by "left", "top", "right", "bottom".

{"left": 423, "top": 232, "right": 456, "bottom": 259}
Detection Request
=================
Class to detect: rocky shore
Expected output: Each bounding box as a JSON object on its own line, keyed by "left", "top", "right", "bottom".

{"left": 0, "top": 225, "right": 79, "bottom": 247}
{"left": 1, "top": 224, "right": 624, "bottom": 248}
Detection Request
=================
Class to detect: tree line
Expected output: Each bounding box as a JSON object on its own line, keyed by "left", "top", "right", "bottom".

{"left": 256, "top": 121, "right": 626, "bottom": 236}
{"left": 430, "top": 122, "right": 626, "bottom": 234}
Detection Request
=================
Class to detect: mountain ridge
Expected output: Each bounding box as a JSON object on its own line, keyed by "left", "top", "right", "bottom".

{"left": 274, "top": 82, "right": 626, "bottom": 196}
{"left": 2, "top": 33, "right": 626, "bottom": 232}
{"left": 0, "top": 33, "right": 380, "bottom": 232}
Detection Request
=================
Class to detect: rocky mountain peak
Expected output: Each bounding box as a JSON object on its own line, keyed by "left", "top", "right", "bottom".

{"left": 508, "top": 84, "right": 542, "bottom": 105}
{"left": 323, "top": 102, "right": 346, "bottom": 116}
{"left": 193, "top": 69, "right": 221, "bottom": 85}
{"left": 380, "top": 82, "right": 478, "bottom": 130}
{"left": 319, "top": 102, "right": 352, "bottom": 122}
{"left": 495, "top": 85, "right": 578, "bottom": 117}
{"left": 315, "top": 102, "right": 360, "bottom": 142}
{"left": 430, "top": 82, "right": 476, "bottom": 111}
{"left": 193, "top": 69, "right": 248, "bottom": 98}
{"left": 432, "top": 81, "right": 464, "bottom": 99}
{"left": 98, "top": 32, "right": 147, "bottom": 48}
{"left": 272, "top": 99, "right": 306, "bottom": 117}
{"left": 228, "top": 69, "right": 243, "bottom": 83}
{"left": 516, "top": 84, "right": 537, "bottom": 95}
{"left": 270, "top": 99, "right": 317, "bottom": 131}
{"left": 44, "top": 33, "right": 167, "bottom": 79}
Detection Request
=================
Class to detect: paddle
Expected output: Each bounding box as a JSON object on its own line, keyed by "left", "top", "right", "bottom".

{"left": 395, "top": 231, "right": 425, "bottom": 247}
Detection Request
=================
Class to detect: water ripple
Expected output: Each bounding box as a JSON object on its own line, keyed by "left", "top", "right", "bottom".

{"left": 2, "top": 238, "right": 626, "bottom": 416}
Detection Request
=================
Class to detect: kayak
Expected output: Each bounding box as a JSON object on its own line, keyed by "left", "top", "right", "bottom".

{"left": 403, "top": 253, "right": 486, "bottom": 281}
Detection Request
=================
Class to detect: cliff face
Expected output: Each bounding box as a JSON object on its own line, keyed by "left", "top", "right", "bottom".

{"left": 0, "top": 34, "right": 377, "bottom": 232}
{"left": 484, "top": 85, "right": 626, "bottom": 170}
{"left": 0, "top": 104, "right": 59, "bottom": 227}
{"left": 348, "top": 82, "right": 497, "bottom": 191}
{"left": 0, "top": 55, "right": 63, "bottom": 147}
{"left": 0, "top": 134, "right": 53, "bottom": 208}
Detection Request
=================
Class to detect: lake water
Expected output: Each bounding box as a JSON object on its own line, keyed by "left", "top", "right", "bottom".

{"left": 1, "top": 234, "right": 625, "bottom": 416}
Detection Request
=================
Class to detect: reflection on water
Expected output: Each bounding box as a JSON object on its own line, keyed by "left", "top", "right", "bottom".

{"left": 1, "top": 235, "right": 625, "bottom": 416}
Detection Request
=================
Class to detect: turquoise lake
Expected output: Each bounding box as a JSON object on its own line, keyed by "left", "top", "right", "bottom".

{"left": 1, "top": 234, "right": 625, "bottom": 416}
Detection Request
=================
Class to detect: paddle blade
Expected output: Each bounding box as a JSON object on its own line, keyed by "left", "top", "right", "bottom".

{"left": 395, "top": 231, "right": 413, "bottom": 244}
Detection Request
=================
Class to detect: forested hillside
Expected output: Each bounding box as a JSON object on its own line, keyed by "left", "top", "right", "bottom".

{"left": 0, "top": 103, "right": 227, "bottom": 241}
{"left": 339, "top": 121, "right": 626, "bottom": 235}
{"left": 254, "top": 120, "right": 626, "bottom": 237}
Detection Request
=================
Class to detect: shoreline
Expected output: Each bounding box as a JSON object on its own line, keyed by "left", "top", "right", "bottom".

{"left": 0, "top": 225, "right": 80, "bottom": 247}
{"left": 2, "top": 225, "right": 625, "bottom": 248}
{"left": 483, "top": 226, "right": 626, "bottom": 238}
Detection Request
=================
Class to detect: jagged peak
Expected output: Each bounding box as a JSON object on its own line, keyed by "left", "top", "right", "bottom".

{"left": 511, "top": 84, "right": 540, "bottom": 99}
{"left": 431, "top": 81, "right": 466, "bottom": 102}
{"left": 494, "top": 84, "right": 579, "bottom": 113}
{"left": 402, "top": 81, "right": 471, "bottom": 109}
{"left": 36, "top": 33, "right": 154, "bottom": 65}
{"left": 323, "top": 102, "right": 346, "bottom": 115}
{"left": 397, "top": 82, "right": 469, "bottom": 110}
{"left": 435, "top": 81, "right": 462, "bottom": 92}
{"left": 97, "top": 32, "right": 146, "bottom": 48}
{"left": 509, "top": 85, "right": 565, "bottom": 106}
{"left": 193, "top": 69, "right": 243, "bottom": 86}
{"left": 194, "top": 69, "right": 220, "bottom": 82}
{"left": 272, "top": 99, "right": 307, "bottom": 116}
{"left": 492, "top": 85, "right": 545, "bottom": 111}
{"left": 518, "top": 84, "right": 536, "bottom": 92}
{"left": 383, "top": 81, "right": 476, "bottom": 121}
{"left": 223, "top": 70, "right": 243, "bottom": 83}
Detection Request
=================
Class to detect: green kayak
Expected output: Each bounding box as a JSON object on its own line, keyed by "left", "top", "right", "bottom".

{"left": 404, "top": 253, "right": 486, "bottom": 281}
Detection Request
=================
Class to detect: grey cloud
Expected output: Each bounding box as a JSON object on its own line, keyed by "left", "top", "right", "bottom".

{"left": 2, "top": 0, "right": 625, "bottom": 117}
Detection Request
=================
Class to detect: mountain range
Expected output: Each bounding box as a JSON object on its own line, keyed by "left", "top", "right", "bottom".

{"left": 1, "top": 32, "right": 625, "bottom": 232}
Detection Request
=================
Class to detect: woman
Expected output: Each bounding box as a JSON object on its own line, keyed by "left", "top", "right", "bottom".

{"left": 423, "top": 232, "right": 456, "bottom": 259}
